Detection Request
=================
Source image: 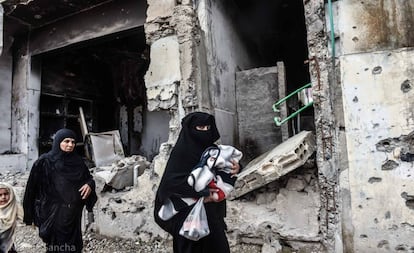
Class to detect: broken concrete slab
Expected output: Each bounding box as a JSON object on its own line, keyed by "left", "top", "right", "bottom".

{"left": 225, "top": 167, "right": 321, "bottom": 247}
{"left": 229, "top": 131, "right": 316, "bottom": 199}
{"left": 87, "top": 130, "right": 125, "bottom": 168}
{"left": 94, "top": 155, "right": 150, "bottom": 190}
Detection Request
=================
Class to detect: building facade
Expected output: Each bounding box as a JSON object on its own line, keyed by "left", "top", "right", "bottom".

{"left": 0, "top": 0, "right": 413, "bottom": 252}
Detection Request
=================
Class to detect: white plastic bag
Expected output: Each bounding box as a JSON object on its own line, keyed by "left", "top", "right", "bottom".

{"left": 158, "top": 198, "right": 178, "bottom": 221}
{"left": 179, "top": 197, "right": 210, "bottom": 241}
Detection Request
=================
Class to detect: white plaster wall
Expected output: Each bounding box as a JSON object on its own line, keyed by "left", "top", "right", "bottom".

{"left": 341, "top": 49, "right": 414, "bottom": 252}
{"left": 145, "top": 36, "right": 180, "bottom": 111}
{"left": 145, "top": 36, "right": 181, "bottom": 88}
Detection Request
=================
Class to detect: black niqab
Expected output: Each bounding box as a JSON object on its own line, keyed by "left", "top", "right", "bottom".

{"left": 156, "top": 112, "right": 220, "bottom": 204}
{"left": 154, "top": 112, "right": 231, "bottom": 252}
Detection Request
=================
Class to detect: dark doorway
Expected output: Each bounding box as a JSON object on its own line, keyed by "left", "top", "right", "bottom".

{"left": 39, "top": 27, "right": 150, "bottom": 157}
{"left": 232, "top": 0, "right": 314, "bottom": 136}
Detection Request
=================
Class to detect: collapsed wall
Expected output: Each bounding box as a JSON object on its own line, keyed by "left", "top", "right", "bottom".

{"left": 94, "top": 2, "right": 327, "bottom": 252}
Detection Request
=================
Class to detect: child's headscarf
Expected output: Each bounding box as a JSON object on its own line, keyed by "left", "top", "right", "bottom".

{"left": 0, "top": 182, "right": 23, "bottom": 252}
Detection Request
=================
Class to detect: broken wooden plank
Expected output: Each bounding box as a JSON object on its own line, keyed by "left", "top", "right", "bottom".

{"left": 78, "top": 106, "right": 88, "bottom": 139}
{"left": 229, "top": 130, "right": 316, "bottom": 200}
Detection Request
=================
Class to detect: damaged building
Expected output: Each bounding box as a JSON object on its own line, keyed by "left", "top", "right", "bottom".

{"left": 0, "top": 0, "right": 413, "bottom": 252}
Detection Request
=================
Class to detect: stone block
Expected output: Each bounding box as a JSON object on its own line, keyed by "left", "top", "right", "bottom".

{"left": 229, "top": 131, "right": 316, "bottom": 199}
{"left": 146, "top": 0, "right": 176, "bottom": 22}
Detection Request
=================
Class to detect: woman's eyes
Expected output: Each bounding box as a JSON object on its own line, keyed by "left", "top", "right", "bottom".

{"left": 196, "top": 125, "right": 210, "bottom": 130}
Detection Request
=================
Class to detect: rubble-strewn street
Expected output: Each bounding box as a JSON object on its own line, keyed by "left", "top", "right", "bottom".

{"left": 14, "top": 224, "right": 171, "bottom": 253}
{"left": 2, "top": 170, "right": 261, "bottom": 253}
{"left": 1, "top": 170, "right": 170, "bottom": 253}
{"left": 14, "top": 225, "right": 260, "bottom": 253}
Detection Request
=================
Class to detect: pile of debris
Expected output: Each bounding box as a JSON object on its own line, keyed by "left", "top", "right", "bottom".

{"left": 2, "top": 130, "right": 326, "bottom": 252}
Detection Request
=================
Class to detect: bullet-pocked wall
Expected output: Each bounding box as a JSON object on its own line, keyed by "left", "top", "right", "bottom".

{"left": 304, "top": 0, "right": 414, "bottom": 251}
{"left": 338, "top": 1, "right": 414, "bottom": 252}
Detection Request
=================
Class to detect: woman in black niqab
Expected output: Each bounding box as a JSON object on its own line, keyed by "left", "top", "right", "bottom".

{"left": 154, "top": 112, "right": 232, "bottom": 253}
{"left": 23, "top": 128, "right": 97, "bottom": 253}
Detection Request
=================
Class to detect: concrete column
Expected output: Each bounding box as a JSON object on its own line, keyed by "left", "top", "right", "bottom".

{"left": 304, "top": 0, "right": 343, "bottom": 251}
{"left": 9, "top": 38, "right": 41, "bottom": 171}
{"left": 11, "top": 39, "right": 30, "bottom": 167}
{"left": 27, "top": 57, "right": 41, "bottom": 169}
{"left": 171, "top": 3, "right": 206, "bottom": 112}
{"left": 0, "top": 37, "right": 12, "bottom": 153}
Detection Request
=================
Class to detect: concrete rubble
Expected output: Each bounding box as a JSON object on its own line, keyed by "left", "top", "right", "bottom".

{"left": 86, "top": 130, "right": 125, "bottom": 168}
{"left": 230, "top": 131, "right": 316, "bottom": 200}
{"left": 90, "top": 130, "right": 322, "bottom": 252}
{"left": 94, "top": 155, "right": 150, "bottom": 190}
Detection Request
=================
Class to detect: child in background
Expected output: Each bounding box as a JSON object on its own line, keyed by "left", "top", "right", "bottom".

{"left": 0, "top": 183, "right": 23, "bottom": 253}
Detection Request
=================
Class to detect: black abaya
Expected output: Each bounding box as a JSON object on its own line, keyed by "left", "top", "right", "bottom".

{"left": 23, "top": 129, "right": 97, "bottom": 253}
{"left": 154, "top": 112, "right": 230, "bottom": 253}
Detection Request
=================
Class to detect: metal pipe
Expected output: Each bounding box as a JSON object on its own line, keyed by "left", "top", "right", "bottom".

{"left": 272, "top": 82, "right": 313, "bottom": 126}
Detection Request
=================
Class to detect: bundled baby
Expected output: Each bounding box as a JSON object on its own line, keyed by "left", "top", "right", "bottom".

{"left": 187, "top": 145, "right": 243, "bottom": 201}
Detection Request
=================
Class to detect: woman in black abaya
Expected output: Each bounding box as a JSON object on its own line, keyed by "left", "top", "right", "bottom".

{"left": 154, "top": 112, "right": 240, "bottom": 253}
{"left": 23, "top": 128, "right": 97, "bottom": 253}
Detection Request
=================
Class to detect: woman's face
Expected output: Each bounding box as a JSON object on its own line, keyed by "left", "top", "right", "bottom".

{"left": 0, "top": 188, "right": 10, "bottom": 205}
{"left": 60, "top": 138, "right": 76, "bottom": 153}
